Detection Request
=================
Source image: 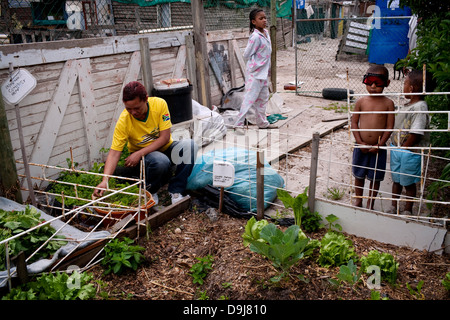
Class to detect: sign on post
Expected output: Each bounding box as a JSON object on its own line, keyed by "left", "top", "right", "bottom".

{"left": 212, "top": 160, "right": 235, "bottom": 188}
{"left": 1, "top": 68, "right": 37, "bottom": 105}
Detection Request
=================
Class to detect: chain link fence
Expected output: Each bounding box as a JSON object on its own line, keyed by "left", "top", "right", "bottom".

{"left": 292, "top": 1, "right": 413, "bottom": 97}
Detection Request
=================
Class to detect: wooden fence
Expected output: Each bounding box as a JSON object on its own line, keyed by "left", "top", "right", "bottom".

{"left": 0, "top": 28, "right": 259, "bottom": 197}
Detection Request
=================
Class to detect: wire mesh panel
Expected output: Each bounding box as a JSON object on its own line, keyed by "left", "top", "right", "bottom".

{"left": 293, "top": 1, "right": 413, "bottom": 97}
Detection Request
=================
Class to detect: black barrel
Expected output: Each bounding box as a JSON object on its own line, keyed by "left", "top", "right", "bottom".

{"left": 152, "top": 83, "right": 193, "bottom": 124}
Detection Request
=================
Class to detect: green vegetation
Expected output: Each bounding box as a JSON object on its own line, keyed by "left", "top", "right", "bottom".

{"left": 190, "top": 255, "right": 214, "bottom": 285}
{"left": 2, "top": 271, "right": 96, "bottom": 300}
{"left": 0, "top": 206, "right": 66, "bottom": 271}
{"left": 360, "top": 250, "right": 399, "bottom": 285}
{"left": 318, "top": 231, "right": 358, "bottom": 268}
{"left": 102, "top": 237, "right": 145, "bottom": 275}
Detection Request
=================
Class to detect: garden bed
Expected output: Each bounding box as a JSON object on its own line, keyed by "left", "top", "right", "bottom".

{"left": 90, "top": 206, "right": 449, "bottom": 300}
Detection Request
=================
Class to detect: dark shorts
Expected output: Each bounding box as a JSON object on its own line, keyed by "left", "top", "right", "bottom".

{"left": 352, "top": 146, "right": 387, "bottom": 181}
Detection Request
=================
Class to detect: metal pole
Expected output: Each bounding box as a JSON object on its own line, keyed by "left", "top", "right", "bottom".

{"left": 308, "top": 132, "right": 319, "bottom": 212}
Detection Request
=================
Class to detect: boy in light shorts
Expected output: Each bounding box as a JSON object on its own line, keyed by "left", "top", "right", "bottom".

{"left": 387, "top": 70, "right": 432, "bottom": 215}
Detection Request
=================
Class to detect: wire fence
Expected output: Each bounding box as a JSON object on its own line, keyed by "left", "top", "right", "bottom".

{"left": 293, "top": 14, "right": 414, "bottom": 97}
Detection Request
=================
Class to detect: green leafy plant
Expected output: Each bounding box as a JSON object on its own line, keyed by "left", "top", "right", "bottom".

{"left": 360, "top": 250, "right": 399, "bottom": 285}
{"left": 242, "top": 217, "right": 268, "bottom": 247}
{"left": 277, "top": 188, "right": 309, "bottom": 227}
{"left": 2, "top": 271, "right": 95, "bottom": 300}
{"left": 325, "top": 187, "right": 346, "bottom": 201}
{"left": 0, "top": 206, "right": 67, "bottom": 271}
{"left": 406, "top": 280, "right": 425, "bottom": 300}
{"left": 329, "top": 259, "right": 361, "bottom": 288}
{"left": 190, "top": 255, "right": 214, "bottom": 285}
{"left": 102, "top": 237, "right": 145, "bottom": 275}
{"left": 301, "top": 207, "right": 322, "bottom": 233}
{"left": 370, "top": 290, "right": 389, "bottom": 300}
{"left": 49, "top": 157, "right": 144, "bottom": 209}
{"left": 246, "top": 223, "right": 309, "bottom": 282}
{"left": 441, "top": 272, "right": 450, "bottom": 291}
{"left": 324, "top": 214, "right": 342, "bottom": 232}
{"left": 318, "top": 231, "right": 358, "bottom": 268}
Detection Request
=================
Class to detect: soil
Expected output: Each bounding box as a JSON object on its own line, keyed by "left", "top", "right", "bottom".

{"left": 90, "top": 207, "right": 449, "bottom": 301}
{"left": 87, "top": 47, "right": 449, "bottom": 303}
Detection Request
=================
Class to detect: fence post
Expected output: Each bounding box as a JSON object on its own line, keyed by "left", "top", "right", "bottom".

{"left": 256, "top": 149, "right": 265, "bottom": 220}
{"left": 139, "top": 37, "right": 153, "bottom": 95}
{"left": 308, "top": 132, "right": 320, "bottom": 212}
{"left": 0, "top": 90, "right": 22, "bottom": 202}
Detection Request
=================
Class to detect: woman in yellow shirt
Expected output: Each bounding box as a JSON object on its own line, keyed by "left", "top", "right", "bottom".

{"left": 93, "top": 81, "right": 198, "bottom": 205}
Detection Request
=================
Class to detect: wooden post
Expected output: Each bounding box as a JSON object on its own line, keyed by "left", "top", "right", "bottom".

{"left": 185, "top": 35, "right": 198, "bottom": 101}
{"left": 308, "top": 132, "right": 320, "bottom": 212}
{"left": 256, "top": 149, "right": 265, "bottom": 220}
{"left": 190, "top": 0, "right": 211, "bottom": 107}
{"left": 139, "top": 37, "right": 154, "bottom": 95}
{"left": 0, "top": 90, "right": 22, "bottom": 202}
{"left": 270, "top": 0, "right": 277, "bottom": 92}
{"left": 218, "top": 187, "right": 224, "bottom": 213}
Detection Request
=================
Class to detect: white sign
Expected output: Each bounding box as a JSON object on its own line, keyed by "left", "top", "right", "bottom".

{"left": 1, "top": 68, "right": 37, "bottom": 105}
{"left": 213, "top": 160, "right": 235, "bottom": 188}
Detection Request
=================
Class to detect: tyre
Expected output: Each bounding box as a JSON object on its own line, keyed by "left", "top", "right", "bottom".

{"left": 322, "top": 88, "right": 354, "bottom": 100}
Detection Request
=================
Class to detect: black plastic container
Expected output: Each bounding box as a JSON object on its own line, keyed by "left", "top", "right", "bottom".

{"left": 152, "top": 83, "right": 193, "bottom": 124}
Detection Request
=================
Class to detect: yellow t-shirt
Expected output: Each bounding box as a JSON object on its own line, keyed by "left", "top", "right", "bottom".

{"left": 111, "top": 97, "right": 173, "bottom": 153}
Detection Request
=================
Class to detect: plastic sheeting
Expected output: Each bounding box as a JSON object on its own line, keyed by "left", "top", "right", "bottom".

{"left": 0, "top": 197, "right": 110, "bottom": 287}
{"left": 187, "top": 148, "right": 284, "bottom": 212}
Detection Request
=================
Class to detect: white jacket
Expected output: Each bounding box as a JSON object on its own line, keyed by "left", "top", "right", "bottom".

{"left": 243, "top": 28, "right": 272, "bottom": 80}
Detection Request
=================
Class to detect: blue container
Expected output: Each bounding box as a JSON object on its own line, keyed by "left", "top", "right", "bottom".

{"left": 368, "top": 0, "right": 412, "bottom": 64}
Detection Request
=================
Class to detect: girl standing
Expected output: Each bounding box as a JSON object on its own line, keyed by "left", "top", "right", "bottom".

{"left": 234, "top": 8, "right": 276, "bottom": 132}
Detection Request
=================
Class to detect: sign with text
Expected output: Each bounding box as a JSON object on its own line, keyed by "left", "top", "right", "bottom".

{"left": 1, "top": 68, "right": 36, "bottom": 105}
{"left": 213, "top": 160, "right": 235, "bottom": 188}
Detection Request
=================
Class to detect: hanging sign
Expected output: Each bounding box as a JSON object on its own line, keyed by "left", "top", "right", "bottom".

{"left": 212, "top": 160, "right": 235, "bottom": 188}
{"left": 1, "top": 68, "right": 37, "bottom": 105}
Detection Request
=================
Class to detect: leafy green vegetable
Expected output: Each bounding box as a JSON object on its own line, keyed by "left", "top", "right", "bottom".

{"left": 329, "top": 259, "right": 361, "bottom": 288}
{"left": 190, "top": 255, "right": 214, "bottom": 285}
{"left": 318, "top": 231, "right": 358, "bottom": 268}
{"left": 277, "top": 188, "right": 309, "bottom": 227}
{"left": 247, "top": 223, "right": 309, "bottom": 281}
{"left": 242, "top": 217, "right": 268, "bottom": 247}
{"left": 0, "top": 206, "right": 66, "bottom": 271}
{"left": 360, "top": 250, "right": 399, "bottom": 285}
{"left": 2, "top": 271, "right": 95, "bottom": 300}
{"left": 102, "top": 237, "right": 145, "bottom": 275}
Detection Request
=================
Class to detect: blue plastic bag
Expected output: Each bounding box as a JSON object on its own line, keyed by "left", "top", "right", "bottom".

{"left": 187, "top": 148, "right": 285, "bottom": 212}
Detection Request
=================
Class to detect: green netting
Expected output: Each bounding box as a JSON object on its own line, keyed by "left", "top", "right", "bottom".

{"left": 113, "top": 0, "right": 292, "bottom": 17}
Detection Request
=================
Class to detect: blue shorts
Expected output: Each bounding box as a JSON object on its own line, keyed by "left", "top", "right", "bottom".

{"left": 390, "top": 147, "right": 422, "bottom": 186}
{"left": 352, "top": 147, "right": 387, "bottom": 181}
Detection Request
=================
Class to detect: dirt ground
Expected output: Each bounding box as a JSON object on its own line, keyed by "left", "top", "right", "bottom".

{"left": 91, "top": 208, "right": 449, "bottom": 301}
{"left": 89, "top": 47, "right": 449, "bottom": 302}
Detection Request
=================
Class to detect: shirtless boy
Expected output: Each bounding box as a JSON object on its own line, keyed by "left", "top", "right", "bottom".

{"left": 351, "top": 65, "right": 395, "bottom": 209}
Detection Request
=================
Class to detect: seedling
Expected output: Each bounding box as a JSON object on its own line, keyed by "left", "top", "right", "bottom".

{"left": 406, "top": 280, "right": 425, "bottom": 300}
{"left": 325, "top": 214, "right": 342, "bottom": 232}
{"left": 190, "top": 255, "right": 214, "bottom": 285}
{"left": 329, "top": 259, "right": 361, "bottom": 288}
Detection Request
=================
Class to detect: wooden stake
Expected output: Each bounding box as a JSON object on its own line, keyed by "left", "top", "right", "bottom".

{"left": 256, "top": 149, "right": 264, "bottom": 220}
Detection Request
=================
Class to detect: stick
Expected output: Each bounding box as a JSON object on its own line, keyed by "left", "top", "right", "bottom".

{"left": 142, "top": 269, "right": 193, "bottom": 296}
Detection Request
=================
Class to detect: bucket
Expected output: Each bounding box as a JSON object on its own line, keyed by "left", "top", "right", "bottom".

{"left": 92, "top": 190, "right": 155, "bottom": 227}
{"left": 152, "top": 79, "right": 193, "bottom": 124}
